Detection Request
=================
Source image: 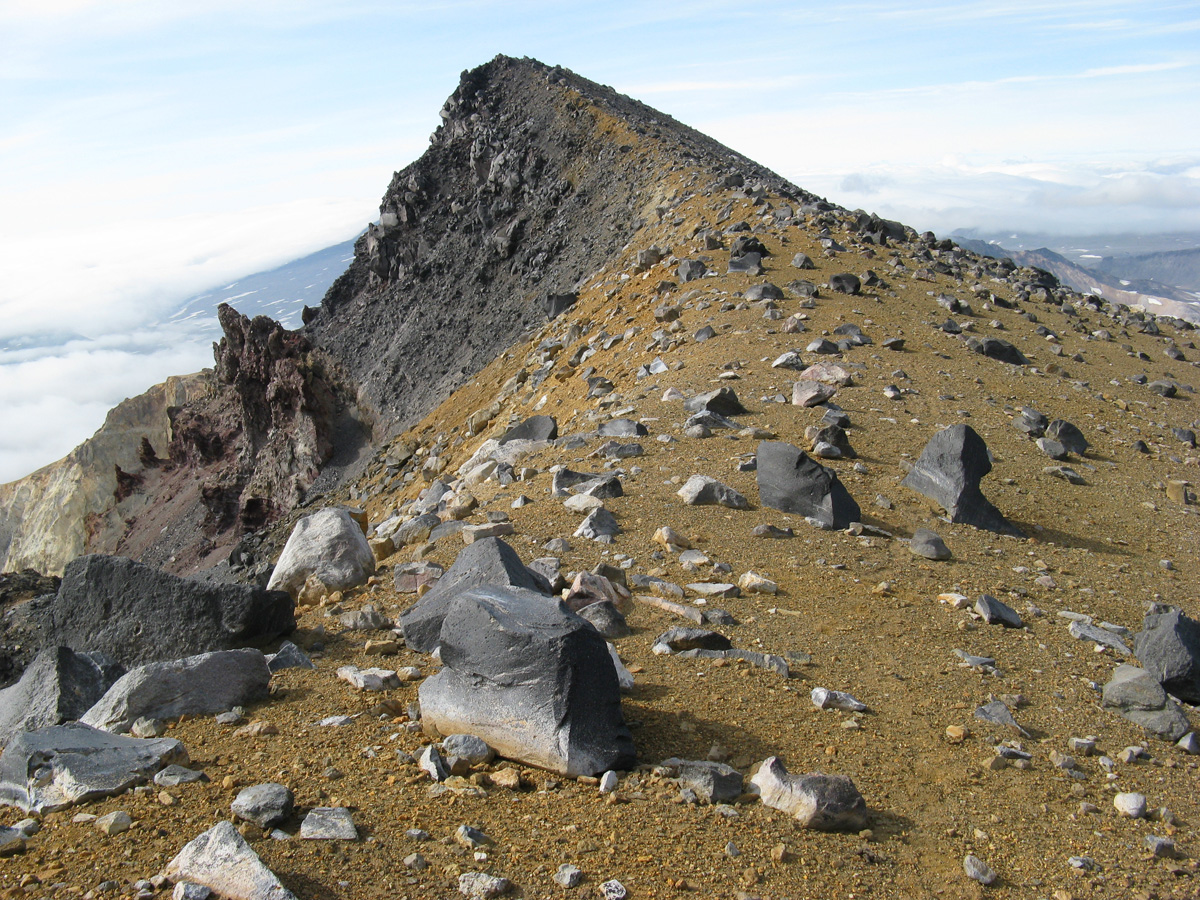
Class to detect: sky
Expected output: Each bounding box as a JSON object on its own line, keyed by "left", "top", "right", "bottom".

{"left": 1, "top": 0, "right": 1199, "bottom": 484}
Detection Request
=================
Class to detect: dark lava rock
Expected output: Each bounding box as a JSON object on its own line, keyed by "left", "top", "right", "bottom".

{"left": 677, "top": 259, "right": 708, "bottom": 283}
{"left": 2, "top": 555, "right": 294, "bottom": 674}
{"left": 975, "top": 594, "right": 1023, "bottom": 628}
{"left": 1012, "top": 407, "right": 1048, "bottom": 437}
{"left": 1101, "top": 664, "right": 1191, "bottom": 741}
{"left": 728, "top": 253, "right": 764, "bottom": 275}
{"left": 576, "top": 600, "right": 630, "bottom": 640}
{"left": 791, "top": 252, "right": 815, "bottom": 270}
{"left": 968, "top": 337, "right": 1029, "bottom": 366}
{"left": 900, "top": 425, "right": 1022, "bottom": 536}
{"left": 684, "top": 387, "right": 747, "bottom": 417}
{"left": 829, "top": 273, "right": 861, "bottom": 295}
{"left": 418, "top": 585, "right": 635, "bottom": 777}
{"left": 498, "top": 415, "right": 558, "bottom": 444}
{"left": 1046, "top": 419, "right": 1088, "bottom": 456}
{"left": 755, "top": 441, "right": 860, "bottom": 530}
{"left": 653, "top": 627, "right": 733, "bottom": 653}
{"left": 1135, "top": 607, "right": 1200, "bottom": 705}
{"left": 1148, "top": 381, "right": 1177, "bottom": 398}
{"left": 909, "top": 529, "right": 951, "bottom": 561}
{"left": 399, "top": 538, "right": 552, "bottom": 653}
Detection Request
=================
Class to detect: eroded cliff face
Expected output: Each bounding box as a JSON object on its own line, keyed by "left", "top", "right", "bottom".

{"left": 0, "top": 374, "right": 209, "bottom": 575}
{"left": 0, "top": 306, "right": 368, "bottom": 576}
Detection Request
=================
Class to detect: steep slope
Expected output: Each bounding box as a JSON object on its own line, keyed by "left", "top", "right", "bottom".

{"left": 307, "top": 55, "right": 817, "bottom": 442}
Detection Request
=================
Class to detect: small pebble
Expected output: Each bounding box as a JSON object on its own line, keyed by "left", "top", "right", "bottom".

{"left": 963, "top": 854, "right": 996, "bottom": 885}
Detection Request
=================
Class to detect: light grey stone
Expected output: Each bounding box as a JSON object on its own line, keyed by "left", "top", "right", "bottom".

{"left": 231, "top": 783, "right": 294, "bottom": 828}
{"left": 749, "top": 756, "right": 867, "bottom": 830}
{"left": 165, "top": 820, "right": 297, "bottom": 900}
{"left": 0, "top": 647, "right": 124, "bottom": 747}
{"left": 300, "top": 807, "right": 357, "bottom": 840}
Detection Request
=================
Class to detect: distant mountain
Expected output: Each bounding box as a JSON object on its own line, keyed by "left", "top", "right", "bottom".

{"left": 1096, "top": 247, "right": 1200, "bottom": 294}
{"left": 952, "top": 235, "right": 1200, "bottom": 323}
{"left": 168, "top": 238, "right": 357, "bottom": 334}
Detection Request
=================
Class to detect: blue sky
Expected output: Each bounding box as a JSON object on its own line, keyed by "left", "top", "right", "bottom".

{"left": 1, "top": 0, "right": 1198, "bottom": 482}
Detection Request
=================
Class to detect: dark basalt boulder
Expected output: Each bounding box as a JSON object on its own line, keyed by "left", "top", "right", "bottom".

{"left": 498, "top": 415, "right": 558, "bottom": 445}
{"left": 756, "top": 442, "right": 860, "bottom": 529}
{"left": 968, "top": 336, "right": 1029, "bottom": 366}
{"left": 684, "top": 387, "right": 747, "bottom": 417}
{"left": 418, "top": 585, "right": 636, "bottom": 776}
{"left": 829, "top": 273, "right": 861, "bottom": 295}
{"left": 2, "top": 555, "right": 294, "bottom": 673}
{"left": 1135, "top": 607, "right": 1200, "bottom": 704}
{"left": 399, "top": 538, "right": 552, "bottom": 653}
{"left": 901, "top": 425, "right": 1022, "bottom": 537}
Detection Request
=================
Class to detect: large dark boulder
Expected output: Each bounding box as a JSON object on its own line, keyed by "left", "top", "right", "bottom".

{"left": 901, "top": 425, "right": 1022, "bottom": 536}
{"left": 0, "top": 648, "right": 124, "bottom": 747}
{"left": 419, "top": 585, "right": 636, "bottom": 776}
{"left": 756, "top": 442, "right": 860, "bottom": 529}
{"left": 684, "top": 387, "right": 747, "bottom": 417}
{"left": 498, "top": 415, "right": 558, "bottom": 445}
{"left": 3, "top": 555, "right": 294, "bottom": 672}
{"left": 1135, "top": 607, "right": 1200, "bottom": 704}
{"left": 399, "top": 538, "right": 551, "bottom": 652}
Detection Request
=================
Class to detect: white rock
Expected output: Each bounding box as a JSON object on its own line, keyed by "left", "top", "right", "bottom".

{"left": 738, "top": 572, "right": 778, "bottom": 594}
{"left": 336, "top": 666, "right": 400, "bottom": 692}
{"left": 963, "top": 853, "right": 996, "bottom": 885}
{"left": 166, "top": 821, "right": 298, "bottom": 900}
{"left": 267, "top": 508, "right": 374, "bottom": 597}
{"left": 811, "top": 687, "right": 868, "bottom": 712}
{"left": 749, "top": 756, "right": 867, "bottom": 830}
{"left": 1114, "top": 792, "right": 1147, "bottom": 818}
{"left": 459, "top": 872, "right": 511, "bottom": 899}
{"left": 599, "top": 770, "right": 619, "bottom": 793}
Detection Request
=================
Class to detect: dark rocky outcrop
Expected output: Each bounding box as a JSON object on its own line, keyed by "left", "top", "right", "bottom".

{"left": 0, "top": 555, "right": 294, "bottom": 678}
{"left": 901, "top": 425, "right": 1022, "bottom": 536}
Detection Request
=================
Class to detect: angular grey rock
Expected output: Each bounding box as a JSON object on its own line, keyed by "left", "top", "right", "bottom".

{"left": 684, "top": 410, "right": 738, "bottom": 430}
{"left": 745, "top": 282, "right": 784, "bottom": 301}
{"left": 1148, "top": 380, "right": 1177, "bottom": 398}
{"left": 676, "top": 258, "right": 707, "bottom": 282}
{"left": 677, "top": 475, "right": 748, "bottom": 509}
{"left": 441, "top": 734, "right": 495, "bottom": 766}
{"left": 0, "top": 827, "right": 23, "bottom": 857}
{"left": 554, "top": 864, "right": 583, "bottom": 888}
{"left": 399, "top": 538, "right": 552, "bottom": 653}
{"left": 577, "top": 600, "right": 630, "bottom": 639}
{"left": 0, "top": 722, "right": 187, "bottom": 813}
{"left": 597, "top": 418, "right": 648, "bottom": 437}
{"left": 265, "top": 641, "right": 314, "bottom": 673}
{"left": 969, "top": 336, "right": 1029, "bottom": 365}
{"left": 575, "top": 508, "right": 621, "bottom": 542}
{"left": 165, "top": 821, "right": 297, "bottom": 900}
{"left": 337, "top": 605, "right": 392, "bottom": 631}
{"left": 267, "top": 507, "right": 374, "bottom": 597}
{"left": 755, "top": 441, "right": 860, "bottom": 529}
{"left": 155, "top": 765, "right": 209, "bottom": 787}
{"left": 1101, "top": 664, "right": 1191, "bottom": 741}
{"left": 1069, "top": 620, "right": 1131, "bottom": 655}
{"left": 1046, "top": 419, "right": 1088, "bottom": 455}
{"left": 662, "top": 758, "right": 743, "bottom": 803}
{"left": 653, "top": 627, "right": 732, "bottom": 654}
{"left": 574, "top": 475, "right": 624, "bottom": 500}
{"left": 684, "top": 387, "right": 747, "bottom": 417}
{"left": 1134, "top": 607, "right": 1200, "bottom": 704}
{"left": 791, "top": 252, "right": 815, "bottom": 269}
{"left": 694, "top": 324, "right": 717, "bottom": 341}
{"left": 829, "top": 273, "right": 861, "bottom": 295}
{"left": 4, "top": 554, "right": 293, "bottom": 671}
{"left": 300, "top": 807, "right": 357, "bottom": 840}
{"left": 418, "top": 585, "right": 635, "bottom": 777}
{"left": 393, "top": 513, "right": 441, "bottom": 547}
{"left": 1036, "top": 438, "right": 1068, "bottom": 460}
{"left": 231, "top": 783, "right": 294, "bottom": 828}
{"left": 0, "top": 647, "right": 124, "bottom": 747}
{"left": 459, "top": 872, "right": 511, "bottom": 899}
{"left": 749, "top": 756, "right": 867, "bottom": 830}
{"left": 727, "top": 252, "right": 764, "bottom": 275}
{"left": 974, "top": 700, "right": 1028, "bottom": 736}
{"left": 963, "top": 854, "right": 996, "bottom": 885}
{"left": 975, "top": 595, "right": 1023, "bottom": 628}
{"left": 909, "top": 528, "right": 951, "bottom": 561}
{"left": 81, "top": 649, "right": 271, "bottom": 734}
{"left": 1013, "top": 407, "right": 1048, "bottom": 437}
{"left": 497, "top": 415, "right": 557, "bottom": 445}
{"left": 901, "top": 425, "right": 1022, "bottom": 536}
{"left": 417, "top": 744, "right": 450, "bottom": 782}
